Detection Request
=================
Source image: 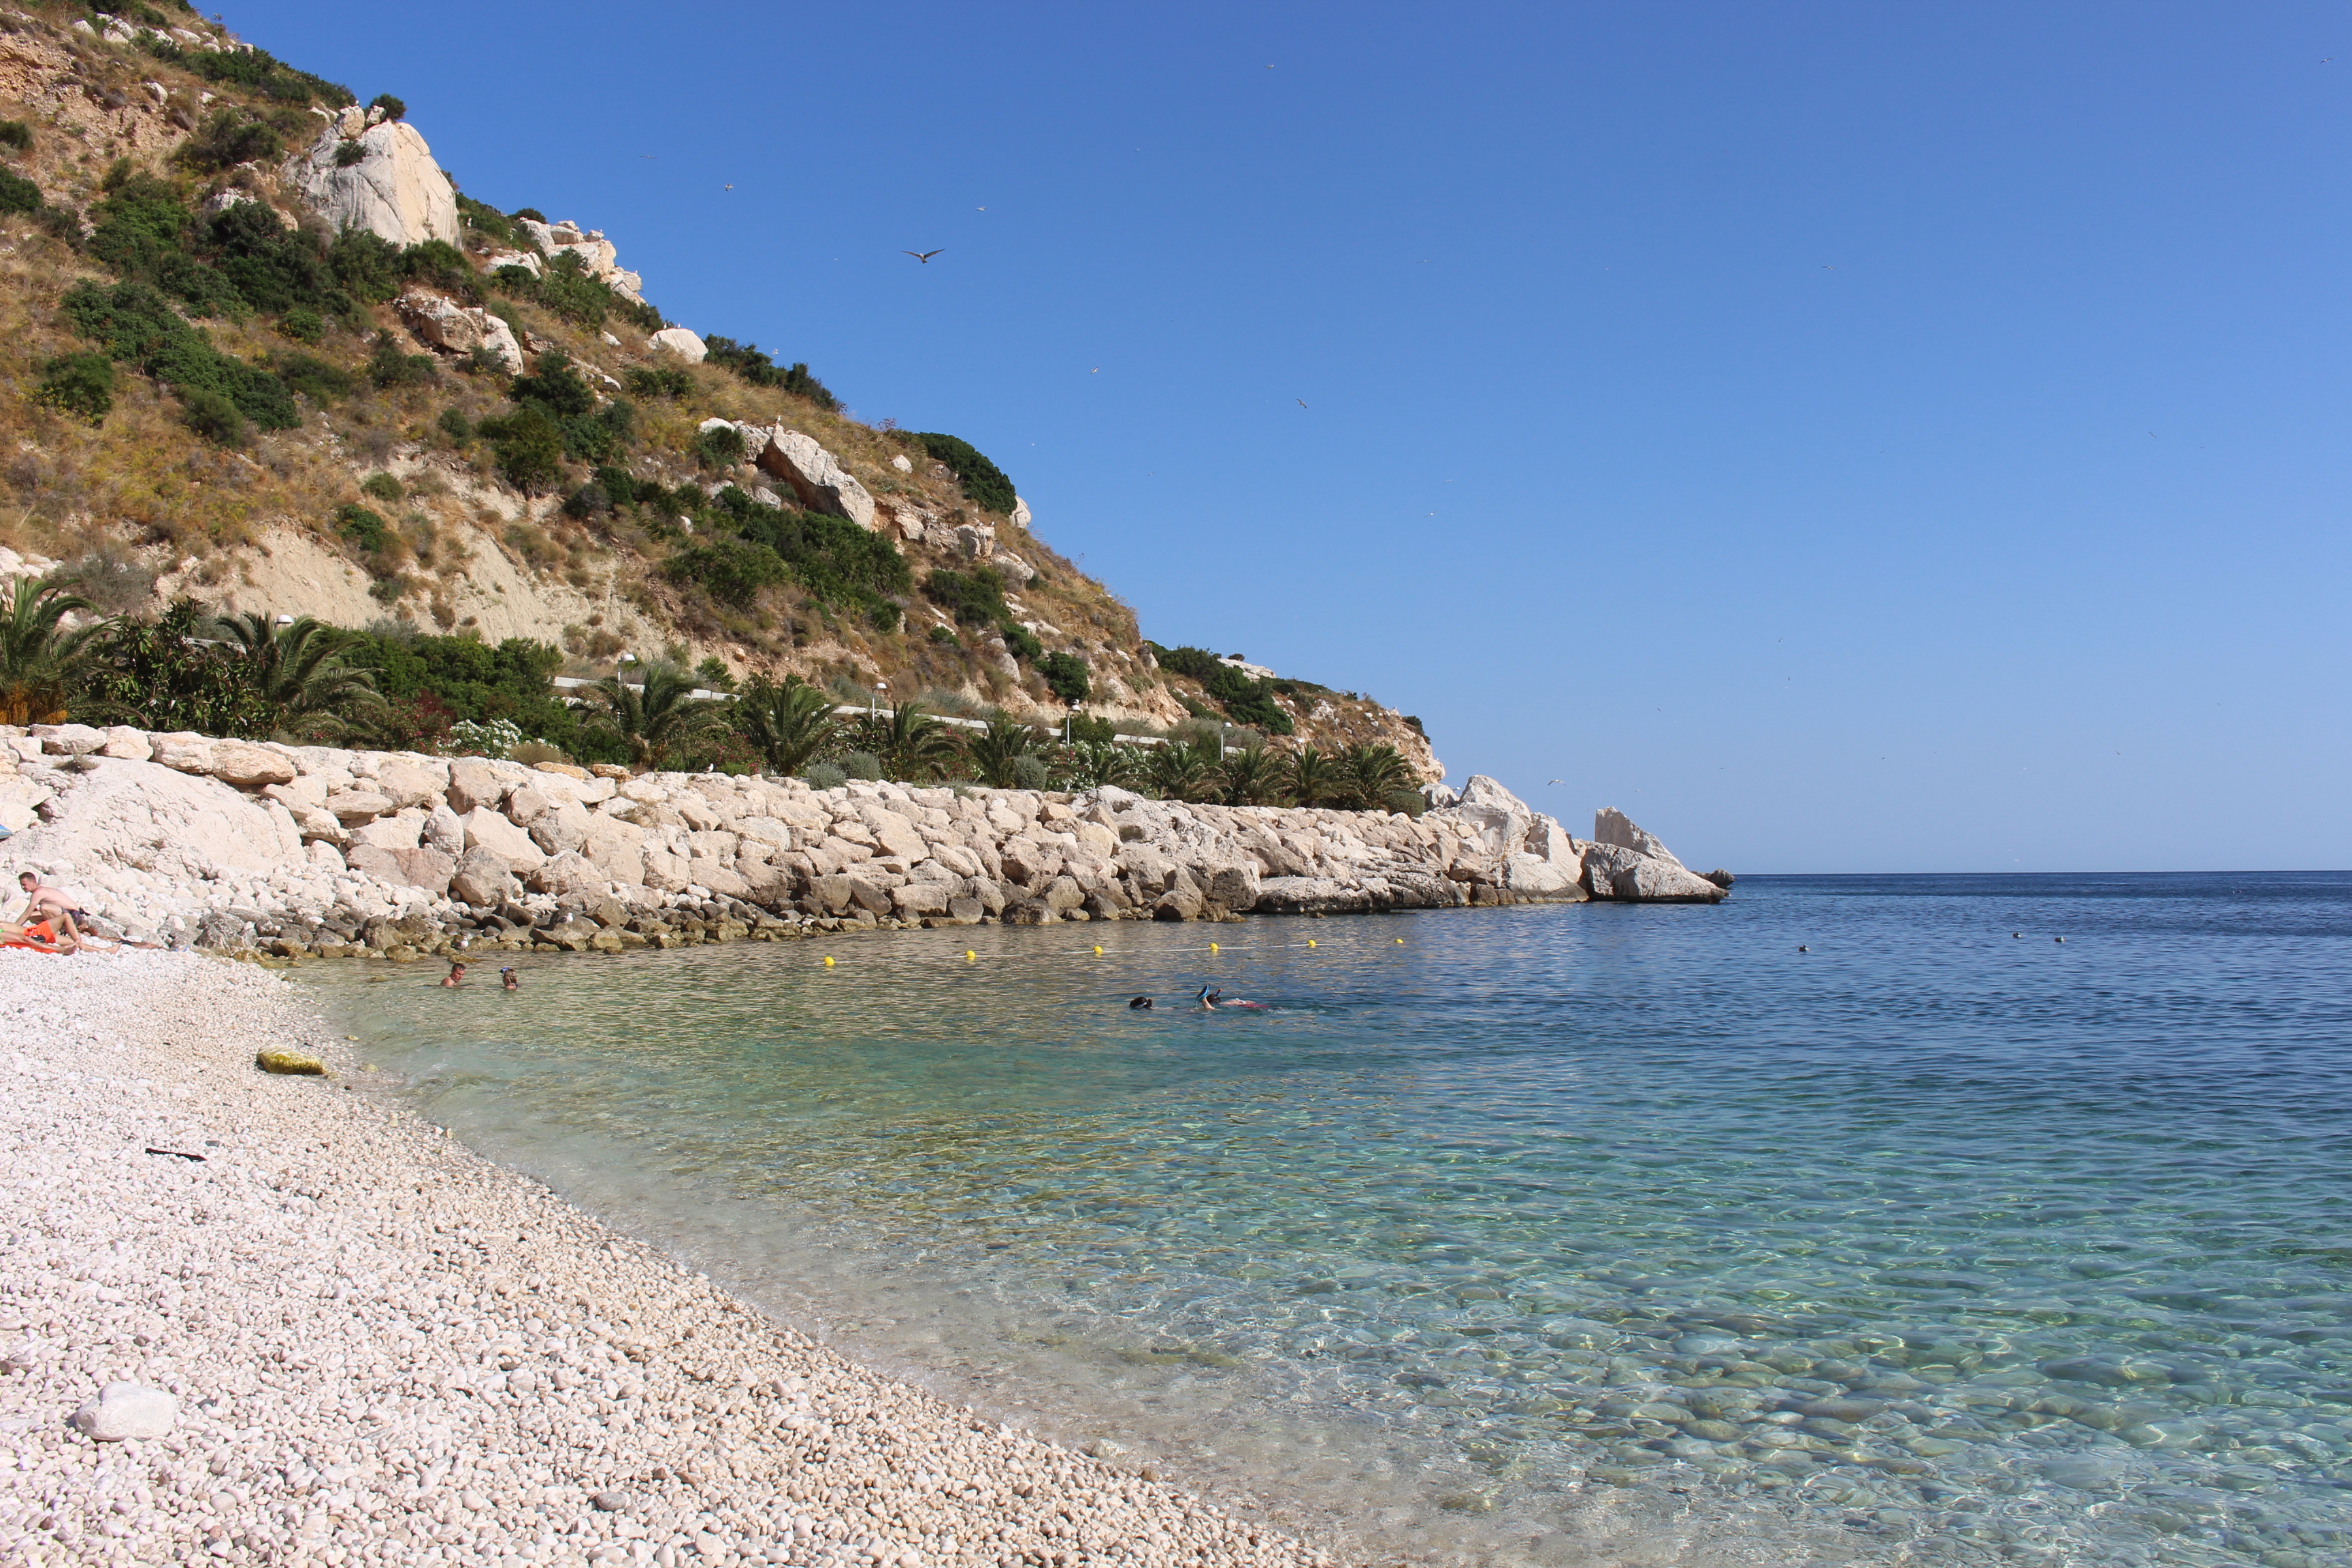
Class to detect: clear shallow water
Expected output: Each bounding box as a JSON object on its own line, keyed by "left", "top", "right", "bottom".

{"left": 300, "top": 875, "right": 2352, "bottom": 1568}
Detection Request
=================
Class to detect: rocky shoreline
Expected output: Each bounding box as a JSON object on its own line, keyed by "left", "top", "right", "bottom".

{"left": 0, "top": 725, "right": 1726, "bottom": 962}
{"left": 0, "top": 948, "right": 1343, "bottom": 1568}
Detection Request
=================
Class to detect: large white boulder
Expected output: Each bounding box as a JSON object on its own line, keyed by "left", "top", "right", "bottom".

{"left": 288, "top": 118, "right": 459, "bottom": 248}
{"left": 747, "top": 427, "right": 877, "bottom": 531}
{"left": 1592, "top": 806, "right": 1685, "bottom": 869}
{"left": 4, "top": 758, "right": 296, "bottom": 879}
{"left": 517, "top": 218, "right": 647, "bottom": 303}
{"left": 649, "top": 327, "right": 707, "bottom": 362}
{"left": 397, "top": 290, "right": 524, "bottom": 374}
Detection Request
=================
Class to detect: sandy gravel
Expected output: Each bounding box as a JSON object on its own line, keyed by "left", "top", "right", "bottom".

{"left": 0, "top": 949, "right": 1337, "bottom": 1568}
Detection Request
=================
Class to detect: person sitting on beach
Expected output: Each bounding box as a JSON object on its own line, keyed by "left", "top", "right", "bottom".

{"left": 501, "top": 967, "right": 519, "bottom": 990}
{"left": 14, "top": 872, "right": 95, "bottom": 949}
{"left": 440, "top": 962, "right": 467, "bottom": 987}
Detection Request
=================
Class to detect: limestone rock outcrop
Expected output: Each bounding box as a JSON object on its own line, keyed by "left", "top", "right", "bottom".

{"left": 1593, "top": 806, "right": 1685, "bottom": 869}
{"left": 397, "top": 290, "right": 525, "bottom": 374}
{"left": 517, "top": 218, "right": 647, "bottom": 304}
{"left": 649, "top": 327, "right": 708, "bottom": 362}
{"left": 288, "top": 118, "right": 458, "bottom": 248}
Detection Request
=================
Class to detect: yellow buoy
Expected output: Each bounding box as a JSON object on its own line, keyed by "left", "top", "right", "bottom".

{"left": 1307, "top": 939, "right": 1318, "bottom": 947}
{"left": 1092, "top": 945, "right": 1102, "bottom": 955}
{"left": 1395, "top": 938, "right": 1405, "bottom": 945}
{"left": 1209, "top": 942, "right": 1220, "bottom": 953}
{"left": 823, "top": 956, "right": 836, "bottom": 966}
{"left": 966, "top": 950, "right": 977, "bottom": 962}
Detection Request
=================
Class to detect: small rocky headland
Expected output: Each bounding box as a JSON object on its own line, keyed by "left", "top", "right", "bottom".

{"left": 0, "top": 723, "right": 1727, "bottom": 960}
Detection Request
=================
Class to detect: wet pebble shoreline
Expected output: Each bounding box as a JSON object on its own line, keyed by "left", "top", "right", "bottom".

{"left": 0, "top": 949, "right": 1339, "bottom": 1568}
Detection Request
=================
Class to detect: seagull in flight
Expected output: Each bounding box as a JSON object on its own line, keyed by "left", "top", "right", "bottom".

{"left": 1546, "top": 779, "right": 1563, "bottom": 785}
{"left": 904, "top": 249, "right": 943, "bottom": 263}
{"left": 1296, "top": 398, "right": 1307, "bottom": 408}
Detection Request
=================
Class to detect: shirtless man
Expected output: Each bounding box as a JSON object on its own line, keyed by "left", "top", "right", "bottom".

{"left": 14, "top": 872, "right": 87, "bottom": 951}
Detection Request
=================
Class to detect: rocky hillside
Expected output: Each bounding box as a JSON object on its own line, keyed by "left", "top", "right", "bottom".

{"left": 0, "top": 1, "right": 1441, "bottom": 776}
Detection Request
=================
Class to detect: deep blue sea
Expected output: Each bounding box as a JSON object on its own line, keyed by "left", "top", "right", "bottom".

{"left": 300, "top": 875, "right": 2352, "bottom": 1568}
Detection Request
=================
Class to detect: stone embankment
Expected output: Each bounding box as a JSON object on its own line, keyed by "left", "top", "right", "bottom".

{"left": 0, "top": 948, "right": 1339, "bottom": 1568}
{"left": 0, "top": 724, "right": 1725, "bottom": 957}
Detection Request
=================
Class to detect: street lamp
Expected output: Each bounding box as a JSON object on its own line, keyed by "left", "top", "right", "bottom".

{"left": 871, "top": 680, "right": 887, "bottom": 721}
{"left": 1064, "top": 699, "right": 1081, "bottom": 745}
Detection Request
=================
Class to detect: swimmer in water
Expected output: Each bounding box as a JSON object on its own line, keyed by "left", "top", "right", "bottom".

{"left": 1128, "top": 995, "right": 1153, "bottom": 1010}
{"left": 440, "top": 962, "right": 466, "bottom": 988}
{"left": 501, "top": 967, "right": 519, "bottom": 990}
{"left": 1198, "top": 985, "right": 1267, "bottom": 1011}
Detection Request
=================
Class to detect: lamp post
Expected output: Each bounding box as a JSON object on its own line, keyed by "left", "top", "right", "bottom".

{"left": 1064, "top": 700, "right": 1081, "bottom": 746}
{"left": 871, "top": 680, "right": 887, "bottom": 721}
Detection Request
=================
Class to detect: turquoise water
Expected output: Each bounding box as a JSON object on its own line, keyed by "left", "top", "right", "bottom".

{"left": 301, "top": 875, "right": 2352, "bottom": 1568}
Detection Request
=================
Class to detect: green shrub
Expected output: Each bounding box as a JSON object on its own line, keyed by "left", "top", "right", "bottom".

{"left": 702, "top": 336, "right": 837, "bottom": 408}
{"left": 437, "top": 407, "right": 472, "bottom": 444}
{"left": 1012, "top": 755, "right": 1051, "bottom": 791}
{"left": 334, "top": 142, "right": 367, "bottom": 169}
{"left": 0, "top": 167, "right": 41, "bottom": 216}
{"left": 1001, "top": 622, "right": 1043, "bottom": 664}
{"left": 273, "top": 352, "right": 354, "bottom": 404}
{"left": 560, "top": 481, "right": 610, "bottom": 519}
{"left": 278, "top": 306, "right": 323, "bottom": 342}
{"left": 805, "top": 761, "right": 847, "bottom": 790}
{"left": 663, "top": 538, "right": 787, "bottom": 607}
{"left": 735, "top": 506, "right": 911, "bottom": 612}
{"left": 368, "top": 336, "right": 436, "bottom": 389}
{"left": 360, "top": 472, "right": 404, "bottom": 503}
{"left": 182, "top": 388, "right": 245, "bottom": 445}
{"left": 1039, "top": 651, "right": 1090, "bottom": 703}
{"left": 455, "top": 193, "right": 515, "bottom": 248}
{"left": 0, "top": 120, "right": 31, "bottom": 154}
{"left": 909, "top": 431, "right": 1015, "bottom": 514}
{"left": 692, "top": 423, "right": 747, "bottom": 470}
{"left": 475, "top": 408, "right": 564, "bottom": 493}
{"left": 369, "top": 93, "right": 406, "bottom": 122}
{"left": 34, "top": 353, "right": 114, "bottom": 424}
{"left": 512, "top": 207, "right": 546, "bottom": 223}
{"left": 65, "top": 280, "right": 301, "bottom": 430}
{"left": 1069, "top": 714, "right": 1116, "bottom": 745}
{"left": 1146, "top": 643, "right": 1294, "bottom": 734}
{"left": 174, "top": 109, "right": 284, "bottom": 176}
{"left": 922, "top": 566, "right": 1007, "bottom": 627}
{"left": 334, "top": 503, "right": 389, "bottom": 553}
{"left": 842, "top": 751, "right": 883, "bottom": 782}
{"left": 170, "top": 44, "right": 352, "bottom": 108}
{"left": 593, "top": 464, "right": 648, "bottom": 505}
{"left": 927, "top": 623, "right": 959, "bottom": 647}
{"left": 623, "top": 364, "right": 692, "bottom": 399}
{"left": 348, "top": 629, "right": 579, "bottom": 751}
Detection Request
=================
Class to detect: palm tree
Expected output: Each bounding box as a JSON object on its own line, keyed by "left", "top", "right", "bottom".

{"left": 1062, "top": 738, "right": 1145, "bottom": 791}
{"left": 1342, "top": 742, "right": 1416, "bottom": 813}
{"left": 1216, "top": 742, "right": 1288, "bottom": 806}
{"left": 1285, "top": 744, "right": 1343, "bottom": 808}
{"left": 964, "top": 710, "right": 1043, "bottom": 788}
{"left": 0, "top": 578, "right": 101, "bottom": 725}
{"left": 1147, "top": 736, "right": 1222, "bottom": 803}
{"left": 588, "top": 661, "right": 719, "bottom": 770}
{"left": 213, "top": 611, "right": 385, "bottom": 739}
{"left": 738, "top": 676, "right": 841, "bottom": 777}
{"left": 877, "top": 699, "right": 961, "bottom": 782}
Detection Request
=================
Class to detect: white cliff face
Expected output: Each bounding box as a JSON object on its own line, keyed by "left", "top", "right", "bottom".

{"left": 288, "top": 118, "right": 459, "bottom": 247}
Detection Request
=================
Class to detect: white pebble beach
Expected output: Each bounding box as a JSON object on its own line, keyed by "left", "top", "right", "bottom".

{"left": 0, "top": 949, "right": 1337, "bottom": 1568}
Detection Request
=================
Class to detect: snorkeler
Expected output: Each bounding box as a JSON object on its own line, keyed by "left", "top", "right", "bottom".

{"left": 1128, "top": 995, "right": 1153, "bottom": 1010}
{"left": 1198, "top": 985, "right": 1269, "bottom": 1011}
{"left": 501, "top": 967, "right": 519, "bottom": 990}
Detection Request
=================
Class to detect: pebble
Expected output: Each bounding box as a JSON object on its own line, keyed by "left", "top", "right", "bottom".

{"left": 0, "top": 949, "right": 1337, "bottom": 1568}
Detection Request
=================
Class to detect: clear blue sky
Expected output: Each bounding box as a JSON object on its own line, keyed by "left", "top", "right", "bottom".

{"left": 224, "top": 1, "right": 2349, "bottom": 872}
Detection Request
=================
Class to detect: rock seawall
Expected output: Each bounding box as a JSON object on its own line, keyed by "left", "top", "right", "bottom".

{"left": 0, "top": 725, "right": 1721, "bottom": 956}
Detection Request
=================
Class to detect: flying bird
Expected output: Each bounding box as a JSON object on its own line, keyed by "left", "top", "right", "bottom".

{"left": 1546, "top": 779, "right": 1563, "bottom": 785}
{"left": 639, "top": 154, "right": 657, "bottom": 159}
{"left": 723, "top": 184, "right": 733, "bottom": 191}
{"left": 904, "top": 249, "right": 943, "bottom": 263}
{"left": 1296, "top": 398, "right": 1307, "bottom": 408}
